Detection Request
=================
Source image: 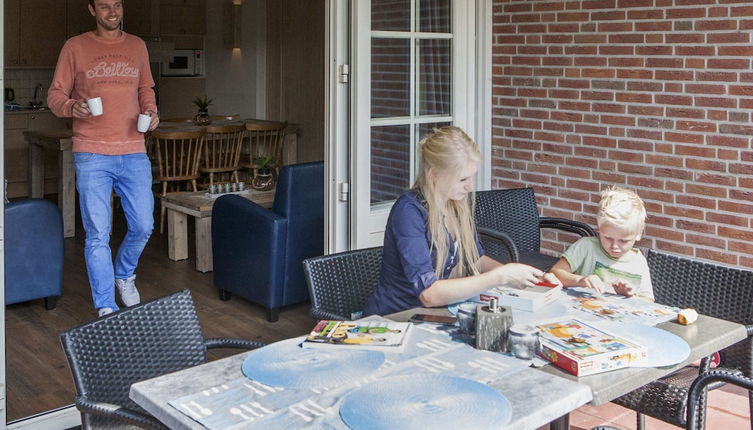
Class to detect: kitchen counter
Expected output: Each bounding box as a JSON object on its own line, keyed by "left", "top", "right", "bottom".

{"left": 5, "top": 108, "right": 52, "bottom": 114}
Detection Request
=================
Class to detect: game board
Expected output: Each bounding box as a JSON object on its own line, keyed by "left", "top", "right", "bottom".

{"left": 562, "top": 288, "right": 678, "bottom": 326}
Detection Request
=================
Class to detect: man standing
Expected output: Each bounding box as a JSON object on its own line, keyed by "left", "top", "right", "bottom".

{"left": 48, "top": 0, "right": 159, "bottom": 317}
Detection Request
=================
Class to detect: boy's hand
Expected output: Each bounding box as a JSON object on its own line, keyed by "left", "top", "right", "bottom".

{"left": 612, "top": 280, "right": 634, "bottom": 297}
{"left": 577, "top": 274, "right": 605, "bottom": 293}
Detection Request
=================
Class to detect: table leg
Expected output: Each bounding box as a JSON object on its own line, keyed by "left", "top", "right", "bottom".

{"left": 27, "top": 141, "right": 44, "bottom": 198}
{"left": 59, "top": 146, "right": 76, "bottom": 238}
{"left": 195, "top": 217, "right": 213, "bottom": 272}
{"left": 167, "top": 209, "right": 188, "bottom": 261}
{"left": 549, "top": 413, "right": 570, "bottom": 430}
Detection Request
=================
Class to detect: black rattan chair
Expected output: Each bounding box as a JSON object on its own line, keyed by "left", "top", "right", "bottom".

{"left": 613, "top": 249, "right": 753, "bottom": 430}
{"left": 474, "top": 187, "right": 596, "bottom": 271}
{"left": 687, "top": 370, "right": 753, "bottom": 430}
{"left": 59, "top": 289, "right": 265, "bottom": 429}
{"left": 303, "top": 247, "right": 383, "bottom": 321}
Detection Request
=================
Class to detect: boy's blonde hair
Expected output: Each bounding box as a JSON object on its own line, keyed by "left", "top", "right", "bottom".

{"left": 415, "top": 126, "right": 481, "bottom": 279}
{"left": 597, "top": 186, "right": 646, "bottom": 235}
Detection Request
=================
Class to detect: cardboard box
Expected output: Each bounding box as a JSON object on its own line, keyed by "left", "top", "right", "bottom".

{"left": 536, "top": 319, "right": 647, "bottom": 376}
{"left": 477, "top": 284, "right": 562, "bottom": 312}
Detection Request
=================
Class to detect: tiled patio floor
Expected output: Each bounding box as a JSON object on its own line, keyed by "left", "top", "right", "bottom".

{"left": 538, "top": 384, "right": 750, "bottom": 429}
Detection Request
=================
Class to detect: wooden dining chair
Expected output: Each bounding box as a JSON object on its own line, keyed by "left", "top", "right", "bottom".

{"left": 209, "top": 114, "right": 241, "bottom": 121}
{"left": 199, "top": 124, "right": 245, "bottom": 187}
{"left": 151, "top": 129, "right": 205, "bottom": 233}
{"left": 241, "top": 121, "right": 287, "bottom": 179}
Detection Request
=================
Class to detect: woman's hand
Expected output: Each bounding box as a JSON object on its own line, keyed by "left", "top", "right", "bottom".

{"left": 577, "top": 274, "right": 605, "bottom": 293}
{"left": 489, "top": 263, "right": 543, "bottom": 289}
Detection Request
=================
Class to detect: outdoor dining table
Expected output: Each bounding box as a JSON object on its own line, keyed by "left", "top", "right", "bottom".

{"left": 130, "top": 316, "right": 593, "bottom": 430}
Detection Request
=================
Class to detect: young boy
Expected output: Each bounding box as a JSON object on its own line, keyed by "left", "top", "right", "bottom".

{"left": 551, "top": 186, "right": 654, "bottom": 300}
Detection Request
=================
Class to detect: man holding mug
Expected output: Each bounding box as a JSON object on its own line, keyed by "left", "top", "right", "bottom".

{"left": 47, "top": 0, "right": 159, "bottom": 317}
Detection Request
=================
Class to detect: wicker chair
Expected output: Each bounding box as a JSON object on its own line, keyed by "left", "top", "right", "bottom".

{"left": 303, "top": 247, "right": 384, "bottom": 321}
{"left": 687, "top": 370, "right": 753, "bottom": 430}
{"left": 474, "top": 187, "right": 596, "bottom": 271}
{"left": 59, "top": 289, "right": 265, "bottom": 429}
{"left": 612, "top": 249, "right": 753, "bottom": 430}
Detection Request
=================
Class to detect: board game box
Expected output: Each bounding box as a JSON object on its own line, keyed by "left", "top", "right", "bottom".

{"left": 477, "top": 283, "right": 562, "bottom": 312}
{"left": 537, "top": 318, "right": 647, "bottom": 376}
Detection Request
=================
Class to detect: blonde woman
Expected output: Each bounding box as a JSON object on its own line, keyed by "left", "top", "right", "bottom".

{"left": 550, "top": 186, "right": 654, "bottom": 299}
{"left": 363, "top": 126, "right": 560, "bottom": 316}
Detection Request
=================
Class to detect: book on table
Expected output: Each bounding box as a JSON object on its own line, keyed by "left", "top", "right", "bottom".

{"left": 536, "top": 318, "right": 647, "bottom": 376}
{"left": 477, "top": 283, "right": 562, "bottom": 312}
{"left": 302, "top": 320, "right": 413, "bottom": 352}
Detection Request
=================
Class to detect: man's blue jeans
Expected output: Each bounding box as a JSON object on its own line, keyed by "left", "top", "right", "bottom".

{"left": 74, "top": 152, "right": 154, "bottom": 310}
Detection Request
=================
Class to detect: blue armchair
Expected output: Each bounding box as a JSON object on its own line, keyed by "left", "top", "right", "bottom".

{"left": 5, "top": 199, "right": 64, "bottom": 309}
{"left": 212, "top": 161, "right": 324, "bottom": 322}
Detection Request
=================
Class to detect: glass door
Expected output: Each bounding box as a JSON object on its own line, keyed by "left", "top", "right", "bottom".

{"left": 350, "top": 0, "right": 476, "bottom": 248}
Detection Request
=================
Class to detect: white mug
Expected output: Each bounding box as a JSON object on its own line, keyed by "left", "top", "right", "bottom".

{"left": 87, "top": 97, "right": 103, "bottom": 116}
{"left": 137, "top": 114, "right": 151, "bottom": 132}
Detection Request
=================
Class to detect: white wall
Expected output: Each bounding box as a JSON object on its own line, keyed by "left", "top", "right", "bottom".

{"left": 204, "top": 0, "right": 267, "bottom": 119}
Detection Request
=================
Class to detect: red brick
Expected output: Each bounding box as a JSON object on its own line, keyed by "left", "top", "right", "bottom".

{"left": 582, "top": 91, "right": 615, "bottom": 101}
{"left": 544, "top": 122, "right": 575, "bottom": 132}
{"left": 616, "top": 93, "right": 652, "bottom": 103}
{"left": 707, "top": 110, "right": 728, "bottom": 121}
{"left": 566, "top": 179, "right": 600, "bottom": 191}
{"left": 720, "top": 150, "right": 740, "bottom": 161}
{"left": 557, "top": 12, "right": 590, "bottom": 21}
{"left": 601, "top": 115, "right": 635, "bottom": 126}
{"left": 686, "top": 158, "right": 727, "bottom": 171}
{"left": 646, "top": 154, "right": 682, "bottom": 167}
{"left": 665, "top": 205, "right": 704, "bottom": 220}
{"left": 718, "top": 226, "right": 753, "bottom": 241}
{"left": 608, "top": 57, "right": 643, "bottom": 68}
{"left": 719, "top": 124, "right": 753, "bottom": 135}
{"left": 575, "top": 146, "right": 608, "bottom": 158}
{"left": 503, "top": 3, "right": 533, "bottom": 13}
{"left": 677, "top": 195, "right": 717, "bottom": 209}
{"left": 665, "top": 82, "right": 683, "bottom": 92}
{"left": 626, "top": 128, "right": 662, "bottom": 140}
{"left": 696, "top": 71, "right": 737, "bottom": 82}
{"left": 685, "top": 233, "right": 727, "bottom": 249}
{"left": 696, "top": 19, "right": 738, "bottom": 31}
{"left": 708, "top": 6, "right": 728, "bottom": 18}
{"left": 666, "top": 33, "right": 705, "bottom": 43}
{"left": 646, "top": 58, "right": 685, "bottom": 68}
{"left": 656, "top": 94, "right": 693, "bottom": 106}
{"left": 686, "top": 183, "right": 728, "bottom": 198}
{"left": 599, "top": 22, "right": 633, "bottom": 32}
{"left": 582, "top": 136, "right": 616, "bottom": 147}
{"left": 534, "top": 2, "right": 566, "bottom": 11}
{"left": 609, "top": 150, "right": 644, "bottom": 162}
{"left": 730, "top": 240, "right": 753, "bottom": 254}
{"left": 666, "top": 7, "right": 706, "bottom": 18}
{"left": 707, "top": 211, "right": 748, "bottom": 227}
{"left": 628, "top": 105, "right": 663, "bottom": 116}
{"left": 666, "top": 132, "right": 704, "bottom": 144}
{"left": 666, "top": 108, "right": 704, "bottom": 119}
{"left": 573, "top": 34, "right": 608, "bottom": 44}
{"left": 676, "top": 120, "right": 717, "bottom": 132}
{"left": 506, "top": 128, "right": 533, "bottom": 139}
{"left": 609, "top": 34, "right": 645, "bottom": 44}
{"left": 686, "top": 84, "right": 726, "bottom": 95}
{"left": 647, "top": 226, "right": 685, "bottom": 241}
{"left": 600, "top": 46, "right": 635, "bottom": 56}
{"left": 655, "top": 167, "right": 693, "bottom": 180}
{"left": 696, "top": 97, "right": 737, "bottom": 108}
{"left": 620, "top": 0, "right": 653, "bottom": 8}
{"left": 729, "top": 86, "right": 753, "bottom": 97}
{"left": 636, "top": 21, "right": 672, "bottom": 31}
{"left": 655, "top": 240, "right": 694, "bottom": 255}
{"left": 534, "top": 131, "right": 566, "bottom": 143}
{"left": 708, "top": 59, "right": 750, "bottom": 69}
{"left": 618, "top": 162, "right": 653, "bottom": 174}
{"left": 729, "top": 189, "right": 753, "bottom": 202}
{"left": 592, "top": 171, "right": 627, "bottom": 183}
{"left": 519, "top": 24, "right": 549, "bottom": 33}
{"left": 583, "top": 0, "right": 616, "bottom": 8}
{"left": 695, "top": 249, "right": 738, "bottom": 265}
{"left": 617, "top": 69, "right": 653, "bottom": 79}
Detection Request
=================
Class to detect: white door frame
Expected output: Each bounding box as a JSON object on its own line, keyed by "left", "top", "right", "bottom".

{"left": 325, "top": 0, "right": 492, "bottom": 252}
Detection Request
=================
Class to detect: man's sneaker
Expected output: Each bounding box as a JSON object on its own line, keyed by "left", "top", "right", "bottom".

{"left": 98, "top": 307, "right": 114, "bottom": 317}
{"left": 116, "top": 275, "right": 141, "bottom": 307}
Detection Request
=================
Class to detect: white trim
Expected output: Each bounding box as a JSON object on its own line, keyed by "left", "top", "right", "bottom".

{"left": 7, "top": 406, "right": 80, "bottom": 430}
{"left": 476, "top": 0, "right": 493, "bottom": 191}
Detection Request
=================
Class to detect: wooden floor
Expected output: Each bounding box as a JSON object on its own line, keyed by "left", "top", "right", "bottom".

{"left": 5, "top": 203, "right": 316, "bottom": 421}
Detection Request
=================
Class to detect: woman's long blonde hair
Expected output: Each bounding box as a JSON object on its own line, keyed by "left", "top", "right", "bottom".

{"left": 415, "top": 126, "right": 482, "bottom": 279}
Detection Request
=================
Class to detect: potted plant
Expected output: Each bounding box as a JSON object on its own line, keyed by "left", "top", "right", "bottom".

{"left": 251, "top": 155, "right": 276, "bottom": 191}
{"left": 192, "top": 95, "right": 213, "bottom": 126}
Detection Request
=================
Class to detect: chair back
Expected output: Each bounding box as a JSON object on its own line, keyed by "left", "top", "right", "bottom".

{"left": 475, "top": 187, "right": 541, "bottom": 254}
{"left": 243, "top": 121, "right": 287, "bottom": 171}
{"left": 648, "top": 249, "right": 753, "bottom": 376}
{"left": 687, "top": 370, "right": 753, "bottom": 430}
{"left": 303, "top": 247, "right": 384, "bottom": 321}
{"left": 273, "top": 161, "right": 325, "bottom": 300}
{"left": 200, "top": 124, "right": 245, "bottom": 179}
{"left": 152, "top": 129, "right": 205, "bottom": 193}
{"left": 60, "top": 289, "right": 206, "bottom": 429}
{"left": 209, "top": 114, "right": 241, "bottom": 121}
{"left": 4, "top": 199, "right": 63, "bottom": 305}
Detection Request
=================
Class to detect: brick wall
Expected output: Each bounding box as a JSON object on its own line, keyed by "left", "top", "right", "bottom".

{"left": 491, "top": 0, "right": 753, "bottom": 268}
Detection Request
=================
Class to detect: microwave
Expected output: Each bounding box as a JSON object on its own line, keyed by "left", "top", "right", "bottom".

{"left": 161, "top": 49, "right": 204, "bottom": 77}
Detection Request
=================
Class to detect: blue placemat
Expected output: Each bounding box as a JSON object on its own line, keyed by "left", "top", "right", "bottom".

{"left": 600, "top": 322, "right": 691, "bottom": 368}
{"left": 241, "top": 337, "right": 386, "bottom": 389}
{"left": 339, "top": 374, "right": 512, "bottom": 430}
